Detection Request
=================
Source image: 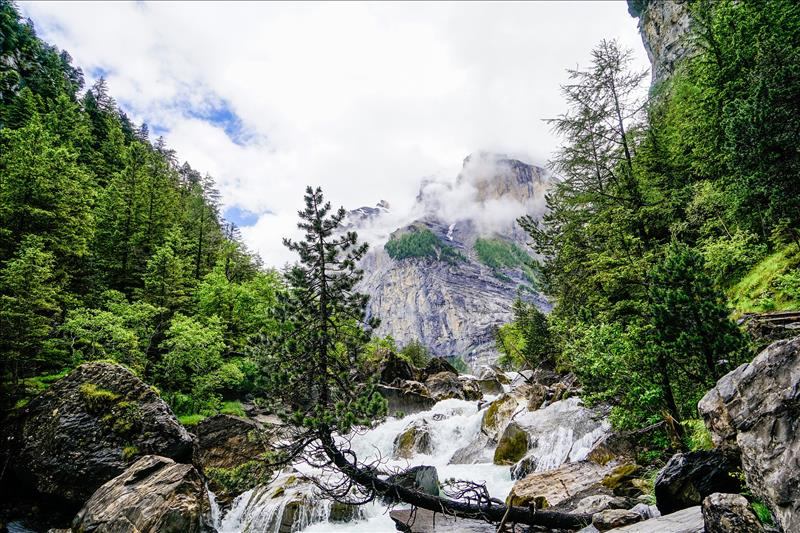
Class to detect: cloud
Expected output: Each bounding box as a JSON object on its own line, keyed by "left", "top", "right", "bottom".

{"left": 20, "top": 1, "right": 649, "bottom": 266}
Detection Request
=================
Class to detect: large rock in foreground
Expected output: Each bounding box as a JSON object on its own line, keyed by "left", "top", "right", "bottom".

{"left": 11, "top": 362, "right": 193, "bottom": 505}
{"left": 603, "top": 505, "right": 703, "bottom": 532}
{"left": 698, "top": 336, "right": 800, "bottom": 532}
{"left": 654, "top": 450, "right": 741, "bottom": 515}
{"left": 73, "top": 455, "right": 210, "bottom": 533}
{"left": 702, "top": 493, "right": 764, "bottom": 533}
{"left": 507, "top": 461, "right": 612, "bottom": 509}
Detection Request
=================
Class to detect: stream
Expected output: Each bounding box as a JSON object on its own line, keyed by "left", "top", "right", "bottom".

{"left": 211, "top": 378, "right": 611, "bottom": 533}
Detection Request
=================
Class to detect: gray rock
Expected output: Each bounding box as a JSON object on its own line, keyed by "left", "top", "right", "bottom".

{"left": 702, "top": 493, "right": 764, "bottom": 533}
{"left": 393, "top": 419, "right": 434, "bottom": 459}
{"left": 698, "top": 336, "right": 800, "bottom": 533}
{"left": 493, "top": 421, "right": 529, "bottom": 465}
{"left": 629, "top": 502, "right": 660, "bottom": 520}
{"left": 575, "top": 495, "right": 630, "bottom": 515}
{"left": 72, "top": 455, "right": 209, "bottom": 533}
{"left": 424, "top": 372, "right": 482, "bottom": 401}
{"left": 631, "top": 0, "right": 695, "bottom": 83}
{"left": 655, "top": 450, "right": 741, "bottom": 515}
{"left": 378, "top": 383, "right": 436, "bottom": 416}
{"left": 507, "top": 460, "right": 613, "bottom": 509}
{"left": 9, "top": 362, "right": 193, "bottom": 505}
{"left": 475, "top": 377, "right": 504, "bottom": 395}
{"left": 592, "top": 509, "right": 642, "bottom": 531}
{"left": 606, "top": 505, "right": 703, "bottom": 532}
{"left": 386, "top": 465, "right": 440, "bottom": 500}
{"left": 448, "top": 433, "right": 494, "bottom": 465}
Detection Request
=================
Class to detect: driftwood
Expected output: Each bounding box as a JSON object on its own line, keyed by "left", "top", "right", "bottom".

{"left": 318, "top": 430, "right": 593, "bottom": 530}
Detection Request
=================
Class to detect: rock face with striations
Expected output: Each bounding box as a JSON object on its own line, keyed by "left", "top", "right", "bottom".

{"left": 628, "top": 0, "right": 695, "bottom": 83}
{"left": 9, "top": 362, "right": 193, "bottom": 505}
{"left": 354, "top": 153, "right": 550, "bottom": 368}
{"left": 73, "top": 455, "right": 210, "bottom": 533}
{"left": 698, "top": 336, "right": 800, "bottom": 533}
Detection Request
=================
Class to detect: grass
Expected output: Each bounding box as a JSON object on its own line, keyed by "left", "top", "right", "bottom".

{"left": 751, "top": 501, "right": 774, "bottom": 525}
{"left": 728, "top": 244, "right": 800, "bottom": 316}
{"left": 683, "top": 419, "right": 714, "bottom": 451}
{"left": 220, "top": 400, "right": 246, "bottom": 417}
{"left": 178, "top": 413, "right": 207, "bottom": 426}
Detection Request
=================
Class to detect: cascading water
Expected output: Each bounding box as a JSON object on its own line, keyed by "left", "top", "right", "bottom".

{"left": 213, "top": 389, "right": 610, "bottom": 532}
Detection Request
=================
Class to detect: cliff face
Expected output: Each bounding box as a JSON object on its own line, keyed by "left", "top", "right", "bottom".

{"left": 352, "top": 154, "right": 549, "bottom": 369}
{"left": 630, "top": 0, "right": 695, "bottom": 83}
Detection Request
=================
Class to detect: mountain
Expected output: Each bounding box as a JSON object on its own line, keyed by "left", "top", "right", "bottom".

{"left": 350, "top": 153, "right": 550, "bottom": 369}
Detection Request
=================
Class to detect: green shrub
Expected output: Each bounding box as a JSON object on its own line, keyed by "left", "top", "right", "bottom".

{"left": 220, "top": 400, "right": 246, "bottom": 417}
{"left": 474, "top": 237, "right": 538, "bottom": 285}
{"left": 683, "top": 419, "right": 713, "bottom": 451}
{"left": 750, "top": 501, "right": 774, "bottom": 525}
{"left": 178, "top": 414, "right": 206, "bottom": 426}
{"left": 399, "top": 340, "right": 431, "bottom": 367}
{"left": 700, "top": 230, "right": 767, "bottom": 287}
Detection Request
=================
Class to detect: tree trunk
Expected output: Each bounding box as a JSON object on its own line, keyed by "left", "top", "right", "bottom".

{"left": 318, "top": 431, "right": 592, "bottom": 530}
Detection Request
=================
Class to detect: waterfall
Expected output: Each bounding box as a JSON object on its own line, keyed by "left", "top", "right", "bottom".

{"left": 214, "top": 393, "right": 610, "bottom": 532}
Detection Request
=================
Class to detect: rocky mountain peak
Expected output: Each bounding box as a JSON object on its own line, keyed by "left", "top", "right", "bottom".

{"left": 457, "top": 152, "right": 547, "bottom": 204}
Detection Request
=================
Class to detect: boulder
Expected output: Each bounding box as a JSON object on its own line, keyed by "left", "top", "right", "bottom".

{"left": 377, "top": 384, "right": 436, "bottom": 416}
{"left": 424, "top": 372, "right": 482, "bottom": 401}
{"left": 458, "top": 376, "right": 483, "bottom": 400}
{"left": 698, "top": 336, "right": 800, "bottom": 533}
{"left": 605, "top": 505, "right": 703, "bottom": 532}
{"left": 380, "top": 353, "right": 418, "bottom": 384}
{"left": 72, "top": 455, "right": 209, "bottom": 533}
{"left": 393, "top": 419, "right": 434, "bottom": 459}
{"left": 601, "top": 463, "right": 643, "bottom": 497}
{"left": 493, "top": 422, "right": 529, "bottom": 465}
{"left": 192, "top": 414, "right": 276, "bottom": 502}
{"left": 481, "top": 393, "right": 519, "bottom": 439}
{"left": 628, "top": 503, "right": 660, "bottom": 520}
{"left": 475, "top": 377, "right": 504, "bottom": 395}
{"left": 702, "top": 493, "right": 764, "bottom": 533}
{"left": 525, "top": 382, "right": 548, "bottom": 411}
{"left": 507, "top": 461, "right": 612, "bottom": 509}
{"left": 575, "top": 495, "right": 631, "bottom": 515}
{"left": 655, "top": 450, "right": 741, "bottom": 515}
{"left": 422, "top": 357, "right": 459, "bottom": 378}
{"left": 592, "top": 509, "right": 642, "bottom": 531}
{"left": 386, "top": 465, "right": 440, "bottom": 500}
{"left": 10, "top": 363, "right": 193, "bottom": 505}
{"left": 449, "top": 434, "right": 494, "bottom": 465}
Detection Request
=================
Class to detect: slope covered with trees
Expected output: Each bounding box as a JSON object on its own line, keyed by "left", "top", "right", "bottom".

{"left": 0, "top": 0, "right": 280, "bottom": 420}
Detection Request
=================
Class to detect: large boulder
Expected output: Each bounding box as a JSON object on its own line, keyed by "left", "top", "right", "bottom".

{"left": 481, "top": 393, "right": 519, "bottom": 439}
{"left": 421, "top": 357, "right": 459, "bottom": 379}
{"left": 9, "top": 362, "right": 193, "bottom": 505}
{"left": 507, "top": 461, "right": 612, "bottom": 509}
{"left": 493, "top": 422, "right": 529, "bottom": 465}
{"left": 192, "top": 414, "right": 277, "bottom": 502}
{"left": 377, "top": 383, "right": 436, "bottom": 416}
{"left": 698, "top": 336, "right": 800, "bottom": 532}
{"left": 72, "top": 455, "right": 209, "bottom": 533}
{"left": 386, "top": 465, "right": 440, "bottom": 500}
{"left": 654, "top": 450, "right": 741, "bottom": 515}
{"left": 702, "top": 493, "right": 764, "bottom": 533}
{"left": 380, "top": 353, "right": 418, "bottom": 384}
{"left": 424, "top": 371, "right": 482, "bottom": 401}
{"left": 603, "top": 505, "right": 703, "bottom": 532}
{"left": 592, "top": 509, "right": 642, "bottom": 531}
{"left": 393, "top": 419, "right": 433, "bottom": 459}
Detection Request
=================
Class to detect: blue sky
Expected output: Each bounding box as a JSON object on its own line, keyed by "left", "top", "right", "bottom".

{"left": 21, "top": 1, "right": 649, "bottom": 266}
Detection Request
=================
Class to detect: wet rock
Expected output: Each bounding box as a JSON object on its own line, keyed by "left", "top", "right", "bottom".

{"left": 458, "top": 376, "right": 483, "bottom": 400}
{"left": 629, "top": 503, "right": 660, "bottom": 520}
{"left": 603, "top": 505, "right": 703, "bottom": 532}
{"left": 192, "top": 414, "right": 276, "bottom": 502}
{"left": 601, "top": 464, "right": 643, "bottom": 497}
{"left": 424, "top": 372, "right": 481, "bottom": 401}
{"left": 510, "top": 455, "right": 537, "bottom": 480}
{"left": 507, "top": 461, "right": 612, "bottom": 508}
{"left": 525, "top": 382, "right": 548, "bottom": 411}
{"left": 422, "top": 357, "right": 459, "bottom": 378}
{"left": 393, "top": 419, "right": 434, "bottom": 459}
{"left": 698, "top": 336, "right": 800, "bottom": 533}
{"left": 655, "top": 451, "right": 741, "bottom": 515}
{"left": 592, "top": 509, "right": 642, "bottom": 531}
{"left": 449, "top": 434, "right": 494, "bottom": 465}
{"left": 475, "top": 377, "right": 504, "bottom": 395}
{"left": 493, "top": 422, "right": 529, "bottom": 465}
{"left": 73, "top": 455, "right": 209, "bottom": 533}
{"left": 575, "top": 495, "right": 631, "bottom": 515}
{"left": 9, "top": 362, "right": 193, "bottom": 505}
{"left": 587, "top": 432, "right": 636, "bottom": 466}
{"left": 702, "top": 493, "right": 764, "bottom": 533}
{"left": 481, "top": 393, "right": 519, "bottom": 439}
{"left": 386, "top": 466, "right": 440, "bottom": 499}
{"left": 378, "top": 384, "right": 436, "bottom": 416}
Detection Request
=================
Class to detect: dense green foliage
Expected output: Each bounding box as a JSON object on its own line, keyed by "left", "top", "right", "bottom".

{"left": 385, "top": 226, "right": 465, "bottom": 264}
{"left": 0, "top": 2, "right": 280, "bottom": 416}
{"left": 514, "top": 0, "right": 800, "bottom": 438}
{"left": 474, "top": 237, "right": 538, "bottom": 286}
{"left": 495, "top": 298, "right": 555, "bottom": 370}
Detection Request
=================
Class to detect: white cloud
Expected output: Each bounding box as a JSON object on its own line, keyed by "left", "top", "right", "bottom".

{"left": 20, "top": 1, "right": 649, "bottom": 266}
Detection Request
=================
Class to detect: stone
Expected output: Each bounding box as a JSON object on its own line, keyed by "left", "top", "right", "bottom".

{"left": 605, "top": 505, "right": 703, "bottom": 532}
{"left": 8, "top": 362, "right": 193, "bottom": 505}
{"left": 592, "top": 509, "right": 642, "bottom": 531}
{"left": 448, "top": 434, "right": 494, "bottom": 465}
{"left": 587, "top": 433, "right": 636, "bottom": 466}
{"left": 702, "top": 493, "right": 764, "bottom": 533}
{"left": 458, "top": 376, "right": 483, "bottom": 401}
{"left": 386, "top": 465, "right": 440, "bottom": 500}
{"left": 72, "top": 455, "right": 209, "bottom": 533}
{"left": 655, "top": 450, "right": 741, "bottom": 515}
{"left": 424, "top": 371, "right": 482, "bottom": 401}
{"left": 525, "top": 382, "right": 548, "bottom": 411}
{"left": 601, "top": 464, "right": 643, "bottom": 497}
{"left": 390, "top": 508, "right": 513, "bottom": 532}
{"left": 422, "top": 357, "right": 459, "bottom": 378}
{"left": 394, "top": 419, "right": 434, "bottom": 459}
{"left": 698, "top": 336, "right": 800, "bottom": 533}
{"left": 575, "top": 495, "right": 630, "bottom": 515}
{"left": 629, "top": 503, "right": 660, "bottom": 520}
{"left": 631, "top": 0, "right": 695, "bottom": 83}
{"left": 377, "top": 384, "right": 436, "bottom": 416}
{"left": 475, "top": 377, "right": 504, "bottom": 395}
{"left": 380, "top": 353, "right": 418, "bottom": 384}
{"left": 480, "top": 393, "right": 519, "bottom": 439}
{"left": 493, "top": 422, "right": 529, "bottom": 465}
{"left": 507, "top": 461, "right": 612, "bottom": 509}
